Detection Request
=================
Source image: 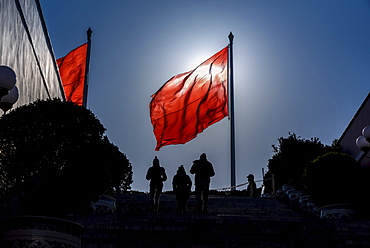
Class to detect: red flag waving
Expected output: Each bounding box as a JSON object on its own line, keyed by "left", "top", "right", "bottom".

{"left": 57, "top": 43, "right": 88, "bottom": 106}
{"left": 150, "top": 46, "right": 228, "bottom": 151}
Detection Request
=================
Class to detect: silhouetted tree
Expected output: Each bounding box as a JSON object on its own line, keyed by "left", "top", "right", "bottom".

{"left": 267, "top": 133, "right": 337, "bottom": 190}
{"left": 0, "top": 99, "right": 132, "bottom": 216}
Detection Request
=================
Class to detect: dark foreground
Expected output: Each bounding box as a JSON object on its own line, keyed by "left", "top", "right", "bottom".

{"left": 67, "top": 193, "right": 370, "bottom": 248}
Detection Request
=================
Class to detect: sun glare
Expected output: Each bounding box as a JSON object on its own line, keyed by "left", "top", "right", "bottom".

{"left": 187, "top": 54, "right": 210, "bottom": 70}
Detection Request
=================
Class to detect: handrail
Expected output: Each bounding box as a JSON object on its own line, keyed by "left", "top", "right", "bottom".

{"left": 212, "top": 178, "right": 271, "bottom": 191}
{"left": 316, "top": 203, "right": 353, "bottom": 211}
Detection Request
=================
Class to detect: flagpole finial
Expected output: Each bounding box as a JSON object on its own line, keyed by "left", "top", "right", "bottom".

{"left": 87, "top": 27, "right": 92, "bottom": 41}
{"left": 228, "top": 32, "right": 234, "bottom": 44}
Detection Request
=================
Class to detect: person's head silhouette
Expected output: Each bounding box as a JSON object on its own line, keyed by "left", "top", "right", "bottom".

{"left": 200, "top": 153, "right": 207, "bottom": 161}
{"left": 153, "top": 156, "right": 160, "bottom": 166}
{"left": 177, "top": 165, "right": 186, "bottom": 174}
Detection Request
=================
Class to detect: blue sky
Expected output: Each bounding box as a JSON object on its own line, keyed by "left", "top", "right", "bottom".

{"left": 40, "top": 0, "right": 370, "bottom": 192}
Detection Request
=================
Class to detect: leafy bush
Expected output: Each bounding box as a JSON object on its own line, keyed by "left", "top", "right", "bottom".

{"left": 305, "top": 152, "right": 360, "bottom": 205}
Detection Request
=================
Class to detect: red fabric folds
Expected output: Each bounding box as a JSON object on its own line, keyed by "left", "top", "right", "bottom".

{"left": 150, "top": 46, "right": 228, "bottom": 151}
{"left": 57, "top": 43, "right": 88, "bottom": 106}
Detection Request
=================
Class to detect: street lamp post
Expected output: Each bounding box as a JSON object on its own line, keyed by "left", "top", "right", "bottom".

{"left": 356, "top": 126, "right": 370, "bottom": 160}
{"left": 0, "top": 66, "right": 18, "bottom": 113}
{"left": 0, "top": 86, "right": 19, "bottom": 113}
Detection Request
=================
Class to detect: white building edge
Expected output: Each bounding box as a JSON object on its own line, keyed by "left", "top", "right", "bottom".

{"left": 0, "top": 0, "right": 65, "bottom": 115}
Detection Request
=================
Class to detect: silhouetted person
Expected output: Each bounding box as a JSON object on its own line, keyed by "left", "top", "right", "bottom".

{"left": 172, "top": 165, "right": 192, "bottom": 214}
{"left": 190, "top": 153, "right": 215, "bottom": 214}
{"left": 246, "top": 174, "right": 258, "bottom": 197}
{"left": 146, "top": 156, "right": 167, "bottom": 213}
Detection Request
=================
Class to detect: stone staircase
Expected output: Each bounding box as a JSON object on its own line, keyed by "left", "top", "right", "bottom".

{"left": 67, "top": 193, "right": 370, "bottom": 248}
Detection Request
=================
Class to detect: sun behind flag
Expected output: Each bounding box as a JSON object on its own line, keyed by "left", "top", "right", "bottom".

{"left": 57, "top": 43, "right": 88, "bottom": 106}
{"left": 150, "top": 46, "right": 228, "bottom": 151}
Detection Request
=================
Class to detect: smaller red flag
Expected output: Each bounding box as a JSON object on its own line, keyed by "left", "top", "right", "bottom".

{"left": 150, "top": 46, "right": 228, "bottom": 151}
{"left": 57, "top": 43, "right": 88, "bottom": 106}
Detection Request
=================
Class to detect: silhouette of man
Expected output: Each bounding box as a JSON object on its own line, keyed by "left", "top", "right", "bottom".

{"left": 190, "top": 153, "right": 215, "bottom": 214}
{"left": 246, "top": 174, "right": 257, "bottom": 197}
{"left": 172, "top": 165, "right": 192, "bottom": 214}
{"left": 146, "top": 156, "right": 167, "bottom": 213}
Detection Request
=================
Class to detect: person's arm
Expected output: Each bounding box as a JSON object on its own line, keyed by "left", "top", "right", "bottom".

{"left": 209, "top": 163, "right": 215, "bottom": 177}
{"left": 190, "top": 163, "right": 196, "bottom": 174}
{"left": 146, "top": 168, "right": 151, "bottom": 180}
{"left": 187, "top": 176, "right": 192, "bottom": 190}
{"left": 172, "top": 175, "right": 177, "bottom": 192}
{"left": 161, "top": 167, "right": 167, "bottom": 181}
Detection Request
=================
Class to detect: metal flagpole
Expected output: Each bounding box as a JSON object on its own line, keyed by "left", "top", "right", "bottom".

{"left": 228, "top": 32, "right": 236, "bottom": 190}
{"left": 83, "top": 27, "right": 92, "bottom": 108}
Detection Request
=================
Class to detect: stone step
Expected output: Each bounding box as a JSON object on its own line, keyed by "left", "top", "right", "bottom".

{"left": 66, "top": 193, "right": 370, "bottom": 247}
{"left": 116, "top": 194, "right": 302, "bottom": 217}
{"left": 71, "top": 213, "right": 370, "bottom": 247}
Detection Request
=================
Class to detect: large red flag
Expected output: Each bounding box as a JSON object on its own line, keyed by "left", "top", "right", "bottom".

{"left": 150, "top": 46, "right": 228, "bottom": 151}
{"left": 57, "top": 43, "right": 88, "bottom": 106}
